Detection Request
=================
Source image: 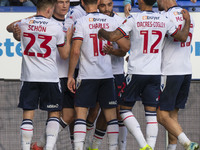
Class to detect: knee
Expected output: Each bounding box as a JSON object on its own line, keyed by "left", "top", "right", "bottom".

{"left": 62, "top": 112, "right": 75, "bottom": 124}
{"left": 157, "top": 113, "right": 168, "bottom": 125}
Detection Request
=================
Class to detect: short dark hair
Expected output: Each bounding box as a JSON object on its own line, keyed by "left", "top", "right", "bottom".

{"left": 83, "top": 0, "right": 98, "bottom": 5}
{"left": 143, "top": 0, "right": 156, "bottom": 6}
{"left": 36, "top": 0, "right": 56, "bottom": 10}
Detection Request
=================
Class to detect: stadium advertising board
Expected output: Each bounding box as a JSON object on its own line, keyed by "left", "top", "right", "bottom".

{"left": 0, "top": 12, "right": 200, "bottom": 79}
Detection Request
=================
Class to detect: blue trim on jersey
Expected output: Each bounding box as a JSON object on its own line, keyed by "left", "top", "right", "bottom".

{"left": 117, "top": 27, "right": 126, "bottom": 36}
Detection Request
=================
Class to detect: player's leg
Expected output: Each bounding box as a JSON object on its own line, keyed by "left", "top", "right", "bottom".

{"left": 99, "top": 78, "right": 119, "bottom": 150}
{"left": 34, "top": 108, "right": 73, "bottom": 150}
{"left": 90, "top": 110, "right": 107, "bottom": 150}
{"left": 117, "top": 108, "right": 128, "bottom": 150}
{"left": 60, "top": 77, "right": 76, "bottom": 129}
{"left": 119, "top": 75, "right": 150, "bottom": 149}
{"left": 157, "top": 75, "right": 199, "bottom": 150}
{"left": 61, "top": 107, "right": 75, "bottom": 130}
{"left": 21, "top": 110, "right": 35, "bottom": 150}
{"left": 103, "top": 107, "right": 118, "bottom": 150}
{"left": 144, "top": 106, "right": 158, "bottom": 150}
{"left": 167, "top": 109, "right": 179, "bottom": 150}
{"left": 167, "top": 132, "right": 178, "bottom": 150}
{"left": 85, "top": 103, "right": 101, "bottom": 149}
{"left": 18, "top": 82, "right": 39, "bottom": 150}
{"left": 69, "top": 121, "right": 75, "bottom": 149}
{"left": 74, "top": 107, "right": 88, "bottom": 150}
{"left": 34, "top": 78, "right": 75, "bottom": 149}
{"left": 114, "top": 74, "right": 128, "bottom": 150}
{"left": 157, "top": 108, "right": 192, "bottom": 148}
{"left": 118, "top": 119, "right": 128, "bottom": 150}
{"left": 142, "top": 75, "right": 161, "bottom": 150}
{"left": 73, "top": 79, "right": 99, "bottom": 150}
{"left": 120, "top": 105, "right": 149, "bottom": 149}
{"left": 38, "top": 82, "right": 63, "bottom": 150}
{"left": 45, "top": 111, "right": 60, "bottom": 150}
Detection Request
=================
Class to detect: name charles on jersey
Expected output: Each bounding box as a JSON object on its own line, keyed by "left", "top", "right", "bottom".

{"left": 88, "top": 17, "right": 109, "bottom": 29}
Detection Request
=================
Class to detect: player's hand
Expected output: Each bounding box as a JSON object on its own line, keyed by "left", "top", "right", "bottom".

{"left": 181, "top": 9, "right": 191, "bottom": 23}
{"left": 67, "top": 77, "right": 76, "bottom": 93}
{"left": 13, "top": 24, "right": 21, "bottom": 41}
{"left": 191, "top": 0, "right": 197, "bottom": 3}
{"left": 102, "top": 43, "right": 114, "bottom": 55}
{"left": 124, "top": 3, "right": 131, "bottom": 17}
{"left": 66, "top": 25, "right": 73, "bottom": 43}
{"left": 14, "top": 24, "right": 21, "bottom": 36}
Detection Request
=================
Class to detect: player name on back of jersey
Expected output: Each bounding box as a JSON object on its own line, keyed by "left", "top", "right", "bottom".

{"left": 173, "top": 11, "right": 184, "bottom": 22}
{"left": 28, "top": 20, "right": 48, "bottom": 32}
{"left": 89, "top": 18, "right": 109, "bottom": 29}
{"left": 137, "top": 16, "right": 165, "bottom": 28}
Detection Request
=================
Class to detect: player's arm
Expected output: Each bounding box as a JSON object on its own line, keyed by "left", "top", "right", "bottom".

{"left": 13, "top": 24, "right": 21, "bottom": 41}
{"left": 7, "top": 15, "right": 35, "bottom": 32}
{"left": 172, "top": 9, "right": 191, "bottom": 42}
{"left": 116, "top": 36, "right": 130, "bottom": 52}
{"left": 123, "top": 0, "right": 132, "bottom": 17}
{"left": 67, "top": 39, "right": 82, "bottom": 93}
{"left": 57, "top": 27, "right": 73, "bottom": 59}
{"left": 103, "top": 36, "right": 130, "bottom": 56}
{"left": 98, "top": 28, "right": 124, "bottom": 42}
{"left": 103, "top": 43, "right": 126, "bottom": 57}
{"left": 7, "top": 20, "right": 21, "bottom": 33}
{"left": 124, "top": 3, "right": 132, "bottom": 17}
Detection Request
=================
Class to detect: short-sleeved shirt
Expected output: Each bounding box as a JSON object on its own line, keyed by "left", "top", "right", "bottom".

{"left": 64, "top": 4, "right": 86, "bottom": 29}
{"left": 64, "top": 4, "right": 86, "bottom": 70}
{"left": 73, "top": 12, "right": 118, "bottom": 79}
{"left": 19, "top": 16, "right": 65, "bottom": 82}
{"left": 161, "top": 7, "right": 194, "bottom": 75}
{"left": 51, "top": 16, "right": 69, "bottom": 78}
{"left": 118, "top": 11, "right": 178, "bottom": 75}
{"left": 111, "top": 14, "right": 126, "bottom": 75}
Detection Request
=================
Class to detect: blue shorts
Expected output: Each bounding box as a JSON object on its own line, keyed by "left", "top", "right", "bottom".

{"left": 158, "top": 75, "right": 191, "bottom": 111}
{"left": 74, "top": 78, "right": 117, "bottom": 108}
{"left": 114, "top": 74, "right": 125, "bottom": 102}
{"left": 18, "top": 82, "right": 63, "bottom": 111}
{"left": 119, "top": 74, "right": 161, "bottom": 107}
{"left": 60, "top": 78, "right": 75, "bottom": 108}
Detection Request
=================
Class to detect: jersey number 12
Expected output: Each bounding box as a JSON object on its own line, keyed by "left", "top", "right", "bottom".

{"left": 140, "top": 30, "right": 162, "bottom": 54}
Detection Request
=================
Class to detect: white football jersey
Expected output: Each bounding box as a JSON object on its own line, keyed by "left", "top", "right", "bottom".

{"left": 51, "top": 16, "right": 70, "bottom": 78}
{"left": 19, "top": 16, "right": 65, "bottom": 82}
{"left": 64, "top": 4, "right": 86, "bottom": 29}
{"left": 111, "top": 13, "right": 126, "bottom": 75}
{"left": 73, "top": 12, "right": 117, "bottom": 79}
{"left": 118, "top": 11, "right": 178, "bottom": 75}
{"left": 64, "top": 4, "right": 86, "bottom": 70}
{"left": 161, "top": 7, "right": 194, "bottom": 75}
